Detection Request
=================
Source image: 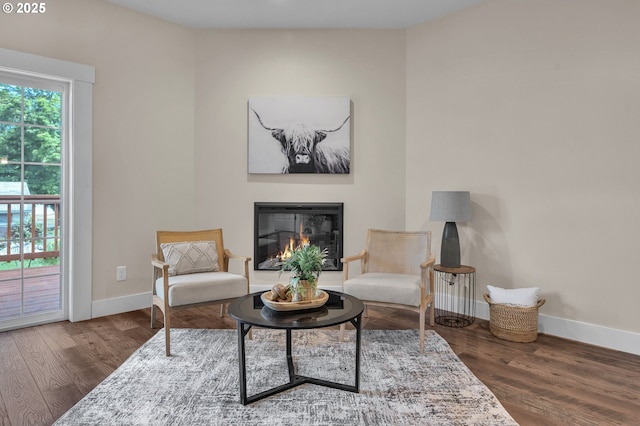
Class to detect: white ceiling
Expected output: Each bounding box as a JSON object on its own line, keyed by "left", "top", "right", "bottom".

{"left": 104, "top": 0, "right": 486, "bottom": 29}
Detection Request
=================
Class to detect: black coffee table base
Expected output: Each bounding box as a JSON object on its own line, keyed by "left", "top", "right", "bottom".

{"left": 237, "top": 317, "right": 362, "bottom": 405}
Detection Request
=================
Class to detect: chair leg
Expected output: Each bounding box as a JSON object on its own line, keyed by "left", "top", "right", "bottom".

{"left": 419, "top": 308, "right": 425, "bottom": 353}
{"left": 219, "top": 304, "right": 224, "bottom": 318}
{"left": 429, "top": 302, "right": 436, "bottom": 327}
{"left": 339, "top": 323, "right": 346, "bottom": 342}
{"left": 429, "top": 302, "right": 435, "bottom": 326}
{"left": 164, "top": 308, "right": 171, "bottom": 357}
{"left": 150, "top": 304, "right": 156, "bottom": 329}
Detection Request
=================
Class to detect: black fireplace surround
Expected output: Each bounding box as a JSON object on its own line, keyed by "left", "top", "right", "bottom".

{"left": 254, "top": 202, "right": 343, "bottom": 271}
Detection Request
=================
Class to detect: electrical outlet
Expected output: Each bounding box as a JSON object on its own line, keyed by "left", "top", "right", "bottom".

{"left": 116, "top": 266, "right": 127, "bottom": 282}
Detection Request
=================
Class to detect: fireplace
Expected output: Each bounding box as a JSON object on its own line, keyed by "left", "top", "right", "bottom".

{"left": 254, "top": 202, "right": 343, "bottom": 271}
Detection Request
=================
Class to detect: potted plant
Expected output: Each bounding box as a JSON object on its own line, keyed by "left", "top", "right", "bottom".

{"left": 279, "top": 243, "right": 327, "bottom": 302}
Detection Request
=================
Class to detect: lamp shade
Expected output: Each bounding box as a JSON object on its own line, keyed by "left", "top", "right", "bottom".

{"left": 429, "top": 191, "right": 472, "bottom": 223}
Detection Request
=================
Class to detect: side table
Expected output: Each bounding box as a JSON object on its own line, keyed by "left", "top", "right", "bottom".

{"left": 434, "top": 264, "right": 476, "bottom": 327}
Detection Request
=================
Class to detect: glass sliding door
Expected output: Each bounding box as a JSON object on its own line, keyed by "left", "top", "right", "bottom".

{"left": 0, "top": 76, "right": 65, "bottom": 327}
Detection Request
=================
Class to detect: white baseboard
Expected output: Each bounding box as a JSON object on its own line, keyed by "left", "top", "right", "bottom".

{"left": 536, "top": 313, "right": 640, "bottom": 356}
{"left": 91, "top": 292, "right": 152, "bottom": 319}
{"left": 473, "top": 299, "right": 640, "bottom": 356}
{"left": 90, "top": 292, "right": 640, "bottom": 356}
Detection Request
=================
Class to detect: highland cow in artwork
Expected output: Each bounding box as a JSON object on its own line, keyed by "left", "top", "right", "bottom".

{"left": 248, "top": 97, "right": 351, "bottom": 174}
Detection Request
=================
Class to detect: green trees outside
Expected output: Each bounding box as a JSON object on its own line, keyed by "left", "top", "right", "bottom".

{"left": 0, "top": 83, "right": 62, "bottom": 269}
{"left": 0, "top": 83, "right": 61, "bottom": 196}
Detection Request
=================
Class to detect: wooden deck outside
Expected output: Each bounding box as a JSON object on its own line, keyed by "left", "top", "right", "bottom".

{"left": 0, "top": 196, "right": 62, "bottom": 321}
{"left": 0, "top": 265, "right": 61, "bottom": 320}
{"left": 0, "top": 195, "right": 61, "bottom": 263}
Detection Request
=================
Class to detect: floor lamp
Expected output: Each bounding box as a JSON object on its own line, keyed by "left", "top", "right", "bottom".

{"left": 429, "top": 191, "right": 472, "bottom": 268}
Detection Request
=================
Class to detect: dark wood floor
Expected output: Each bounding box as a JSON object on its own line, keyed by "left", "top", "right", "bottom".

{"left": 1, "top": 305, "right": 639, "bottom": 426}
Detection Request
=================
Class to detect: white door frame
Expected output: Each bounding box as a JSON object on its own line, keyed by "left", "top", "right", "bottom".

{"left": 0, "top": 48, "right": 94, "bottom": 326}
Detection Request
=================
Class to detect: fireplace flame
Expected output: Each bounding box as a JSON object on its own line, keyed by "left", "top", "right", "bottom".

{"left": 278, "top": 224, "right": 310, "bottom": 261}
{"left": 299, "top": 222, "right": 310, "bottom": 246}
{"left": 281, "top": 237, "right": 294, "bottom": 260}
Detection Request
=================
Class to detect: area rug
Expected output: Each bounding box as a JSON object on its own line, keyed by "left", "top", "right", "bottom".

{"left": 54, "top": 329, "right": 518, "bottom": 425}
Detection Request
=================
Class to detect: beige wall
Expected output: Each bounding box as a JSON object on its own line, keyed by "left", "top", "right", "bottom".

{"left": 0, "top": 0, "right": 196, "bottom": 301}
{"left": 2, "top": 0, "right": 638, "bottom": 340}
{"left": 407, "top": 0, "right": 640, "bottom": 332}
{"left": 193, "top": 29, "right": 407, "bottom": 286}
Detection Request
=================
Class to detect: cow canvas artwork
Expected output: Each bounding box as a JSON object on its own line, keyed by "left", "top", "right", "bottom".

{"left": 248, "top": 97, "right": 351, "bottom": 174}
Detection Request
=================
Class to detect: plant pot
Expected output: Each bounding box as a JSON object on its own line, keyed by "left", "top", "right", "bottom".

{"left": 291, "top": 279, "right": 316, "bottom": 302}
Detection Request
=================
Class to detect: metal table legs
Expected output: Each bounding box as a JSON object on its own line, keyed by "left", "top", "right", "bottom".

{"left": 237, "top": 315, "right": 362, "bottom": 405}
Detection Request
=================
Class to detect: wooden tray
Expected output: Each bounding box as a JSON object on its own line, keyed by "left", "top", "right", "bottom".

{"left": 261, "top": 290, "right": 329, "bottom": 312}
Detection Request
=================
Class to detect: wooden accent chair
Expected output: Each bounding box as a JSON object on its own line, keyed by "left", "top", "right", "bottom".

{"left": 340, "top": 229, "right": 435, "bottom": 352}
{"left": 151, "top": 229, "right": 250, "bottom": 356}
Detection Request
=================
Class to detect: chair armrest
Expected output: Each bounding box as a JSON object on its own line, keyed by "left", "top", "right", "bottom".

{"left": 341, "top": 250, "right": 366, "bottom": 282}
{"left": 420, "top": 255, "right": 436, "bottom": 270}
{"left": 224, "top": 249, "right": 251, "bottom": 263}
{"left": 151, "top": 254, "right": 170, "bottom": 297}
{"left": 151, "top": 254, "right": 169, "bottom": 273}
{"left": 419, "top": 255, "right": 436, "bottom": 294}
{"left": 224, "top": 249, "right": 251, "bottom": 289}
{"left": 341, "top": 251, "right": 366, "bottom": 264}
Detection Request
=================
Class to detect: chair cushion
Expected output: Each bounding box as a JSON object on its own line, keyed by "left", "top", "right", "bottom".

{"left": 160, "top": 241, "right": 220, "bottom": 276}
{"left": 156, "top": 272, "right": 247, "bottom": 307}
{"left": 343, "top": 273, "right": 422, "bottom": 307}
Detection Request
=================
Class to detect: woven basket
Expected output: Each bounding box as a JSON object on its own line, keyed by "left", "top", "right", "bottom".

{"left": 483, "top": 293, "right": 545, "bottom": 343}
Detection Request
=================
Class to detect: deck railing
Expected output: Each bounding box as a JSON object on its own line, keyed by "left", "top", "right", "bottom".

{"left": 0, "top": 195, "right": 60, "bottom": 263}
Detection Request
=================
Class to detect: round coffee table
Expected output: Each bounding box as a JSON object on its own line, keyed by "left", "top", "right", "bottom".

{"left": 228, "top": 290, "right": 364, "bottom": 405}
